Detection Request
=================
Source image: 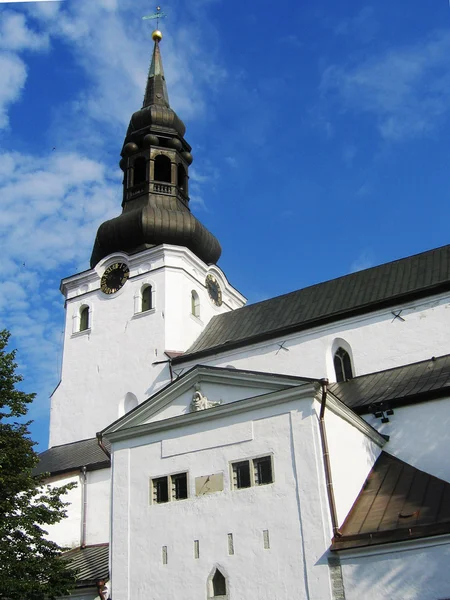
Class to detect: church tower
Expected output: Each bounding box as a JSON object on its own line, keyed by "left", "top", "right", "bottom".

{"left": 49, "top": 29, "right": 245, "bottom": 448}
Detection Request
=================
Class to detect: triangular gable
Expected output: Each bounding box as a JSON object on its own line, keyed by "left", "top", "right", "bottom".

{"left": 332, "top": 452, "right": 450, "bottom": 551}
{"left": 102, "top": 365, "right": 316, "bottom": 438}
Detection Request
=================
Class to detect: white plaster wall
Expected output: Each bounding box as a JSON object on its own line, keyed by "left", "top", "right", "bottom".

{"left": 364, "top": 397, "right": 450, "bottom": 483}
{"left": 50, "top": 245, "right": 244, "bottom": 447}
{"left": 176, "top": 293, "right": 450, "bottom": 384}
{"left": 324, "top": 405, "right": 382, "bottom": 526}
{"left": 340, "top": 539, "right": 450, "bottom": 600}
{"left": 110, "top": 398, "right": 334, "bottom": 600}
{"left": 45, "top": 472, "right": 81, "bottom": 549}
{"left": 85, "top": 468, "right": 111, "bottom": 545}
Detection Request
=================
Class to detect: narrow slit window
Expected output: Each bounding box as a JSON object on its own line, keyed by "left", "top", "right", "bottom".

{"left": 334, "top": 347, "right": 353, "bottom": 382}
{"left": 142, "top": 285, "right": 152, "bottom": 312}
{"left": 171, "top": 472, "right": 188, "bottom": 500}
{"left": 232, "top": 461, "right": 251, "bottom": 489}
{"left": 153, "top": 477, "right": 169, "bottom": 504}
{"left": 253, "top": 456, "right": 273, "bottom": 485}
{"left": 79, "top": 306, "right": 90, "bottom": 331}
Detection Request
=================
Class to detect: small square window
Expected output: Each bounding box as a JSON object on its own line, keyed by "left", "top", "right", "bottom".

{"left": 171, "top": 472, "right": 188, "bottom": 500}
{"left": 232, "top": 460, "right": 251, "bottom": 489}
{"left": 253, "top": 456, "right": 273, "bottom": 485}
{"left": 152, "top": 476, "right": 169, "bottom": 504}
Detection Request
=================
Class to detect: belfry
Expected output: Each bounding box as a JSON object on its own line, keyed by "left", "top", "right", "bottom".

{"left": 90, "top": 29, "right": 221, "bottom": 268}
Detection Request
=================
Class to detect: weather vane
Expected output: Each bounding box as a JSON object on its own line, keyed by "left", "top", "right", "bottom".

{"left": 142, "top": 5, "right": 167, "bottom": 30}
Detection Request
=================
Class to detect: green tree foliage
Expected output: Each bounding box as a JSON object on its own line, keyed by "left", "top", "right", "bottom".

{"left": 0, "top": 330, "right": 76, "bottom": 599}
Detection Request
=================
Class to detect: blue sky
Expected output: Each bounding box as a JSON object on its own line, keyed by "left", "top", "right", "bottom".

{"left": 1, "top": 0, "right": 450, "bottom": 450}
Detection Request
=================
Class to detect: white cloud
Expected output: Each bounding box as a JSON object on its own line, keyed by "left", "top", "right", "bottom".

{"left": 321, "top": 30, "right": 450, "bottom": 141}
{"left": 349, "top": 250, "right": 375, "bottom": 273}
{"left": 0, "top": 10, "right": 49, "bottom": 51}
{"left": 0, "top": 53, "right": 27, "bottom": 129}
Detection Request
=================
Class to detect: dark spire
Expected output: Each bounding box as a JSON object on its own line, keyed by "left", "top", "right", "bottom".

{"left": 90, "top": 30, "right": 222, "bottom": 269}
{"left": 142, "top": 36, "right": 170, "bottom": 108}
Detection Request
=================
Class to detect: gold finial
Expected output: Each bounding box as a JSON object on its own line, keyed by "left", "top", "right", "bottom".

{"left": 143, "top": 6, "right": 167, "bottom": 41}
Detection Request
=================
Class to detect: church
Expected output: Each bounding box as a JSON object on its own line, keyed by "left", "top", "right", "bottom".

{"left": 35, "top": 25, "right": 450, "bottom": 600}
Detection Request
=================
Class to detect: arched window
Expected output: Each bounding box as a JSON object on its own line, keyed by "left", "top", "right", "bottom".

{"left": 191, "top": 290, "right": 200, "bottom": 318}
{"left": 79, "top": 306, "right": 90, "bottom": 332}
{"left": 133, "top": 157, "right": 146, "bottom": 185}
{"left": 177, "top": 163, "right": 187, "bottom": 192}
{"left": 334, "top": 347, "right": 353, "bottom": 382}
{"left": 212, "top": 569, "right": 226, "bottom": 597}
{"left": 142, "top": 285, "right": 153, "bottom": 312}
{"left": 154, "top": 154, "right": 171, "bottom": 183}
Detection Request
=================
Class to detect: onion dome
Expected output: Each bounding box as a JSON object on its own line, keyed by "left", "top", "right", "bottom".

{"left": 90, "top": 30, "right": 222, "bottom": 268}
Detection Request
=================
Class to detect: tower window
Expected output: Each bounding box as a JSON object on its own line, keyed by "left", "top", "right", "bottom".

{"left": 191, "top": 290, "right": 200, "bottom": 318}
{"left": 334, "top": 347, "right": 353, "bottom": 382}
{"left": 133, "top": 157, "right": 146, "bottom": 185}
{"left": 232, "top": 461, "right": 251, "bottom": 489}
{"left": 154, "top": 154, "right": 171, "bottom": 183}
{"left": 79, "top": 306, "right": 90, "bottom": 331}
{"left": 177, "top": 163, "right": 187, "bottom": 192}
{"left": 142, "top": 285, "right": 153, "bottom": 312}
{"left": 212, "top": 569, "right": 227, "bottom": 597}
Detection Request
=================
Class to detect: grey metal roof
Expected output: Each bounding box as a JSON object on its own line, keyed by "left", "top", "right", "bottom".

{"left": 34, "top": 437, "right": 111, "bottom": 477}
{"left": 330, "top": 354, "right": 450, "bottom": 413}
{"left": 64, "top": 544, "right": 109, "bottom": 586}
{"left": 174, "top": 244, "right": 450, "bottom": 362}
{"left": 332, "top": 452, "right": 450, "bottom": 550}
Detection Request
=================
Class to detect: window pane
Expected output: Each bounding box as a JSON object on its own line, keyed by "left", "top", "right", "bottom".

{"left": 142, "top": 286, "right": 152, "bottom": 311}
{"left": 254, "top": 456, "right": 273, "bottom": 485}
{"left": 153, "top": 477, "right": 169, "bottom": 503}
{"left": 171, "top": 473, "right": 188, "bottom": 500}
{"left": 334, "top": 354, "right": 344, "bottom": 382}
{"left": 233, "top": 461, "right": 251, "bottom": 489}
{"left": 80, "top": 307, "right": 89, "bottom": 331}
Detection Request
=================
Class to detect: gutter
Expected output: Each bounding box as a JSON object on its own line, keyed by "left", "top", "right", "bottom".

{"left": 318, "top": 378, "right": 342, "bottom": 539}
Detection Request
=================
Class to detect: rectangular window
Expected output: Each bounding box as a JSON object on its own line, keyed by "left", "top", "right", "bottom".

{"left": 153, "top": 477, "right": 169, "bottom": 503}
{"left": 231, "top": 455, "right": 274, "bottom": 490}
{"left": 253, "top": 456, "right": 273, "bottom": 485}
{"left": 232, "top": 460, "right": 251, "bottom": 489}
{"left": 171, "top": 472, "right": 188, "bottom": 500}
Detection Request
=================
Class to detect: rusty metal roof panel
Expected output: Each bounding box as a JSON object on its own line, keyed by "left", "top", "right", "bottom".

{"left": 332, "top": 453, "right": 450, "bottom": 550}
{"left": 34, "top": 437, "right": 111, "bottom": 477}
{"left": 177, "top": 244, "right": 450, "bottom": 362}
{"left": 329, "top": 354, "right": 450, "bottom": 412}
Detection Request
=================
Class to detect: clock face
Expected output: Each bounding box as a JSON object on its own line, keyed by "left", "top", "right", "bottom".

{"left": 206, "top": 274, "right": 222, "bottom": 306}
{"left": 101, "top": 262, "right": 130, "bottom": 295}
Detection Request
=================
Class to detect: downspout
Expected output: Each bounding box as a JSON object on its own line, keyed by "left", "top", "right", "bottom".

{"left": 318, "top": 378, "right": 342, "bottom": 539}
{"left": 80, "top": 466, "right": 87, "bottom": 548}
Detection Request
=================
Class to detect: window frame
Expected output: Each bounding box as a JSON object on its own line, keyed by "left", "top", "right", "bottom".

{"left": 150, "top": 471, "right": 189, "bottom": 505}
{"left": 230, "top": 454, "right": 274, "bottom": 490}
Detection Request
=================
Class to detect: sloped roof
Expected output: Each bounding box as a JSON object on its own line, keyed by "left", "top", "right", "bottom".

{"left": 174, "top": 244, "right": 450, "bottom": 363}
{"left": 64, "top": 544, "right": 109, "bottom": 587}
{"left": 34, "top": 437, "right": 111, "bottom": 477}
{"left": 331, "top": 452, "right": 450, "bottom": 550}
{"left": 330, "top": 354, "right": 450, "bottom": 413}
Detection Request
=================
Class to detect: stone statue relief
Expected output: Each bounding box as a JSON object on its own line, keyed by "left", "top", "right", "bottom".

{"left": 190, "top": 384, "right": 222, "bottom": 412}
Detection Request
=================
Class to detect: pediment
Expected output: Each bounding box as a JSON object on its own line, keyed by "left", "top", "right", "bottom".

{"left": 102, "top": 365, "right": 313, "bottom": 437}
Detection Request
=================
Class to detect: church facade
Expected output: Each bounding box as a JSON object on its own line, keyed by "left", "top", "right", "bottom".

{"left": 36, "top": 27, "right": 450, "bottom": 600}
